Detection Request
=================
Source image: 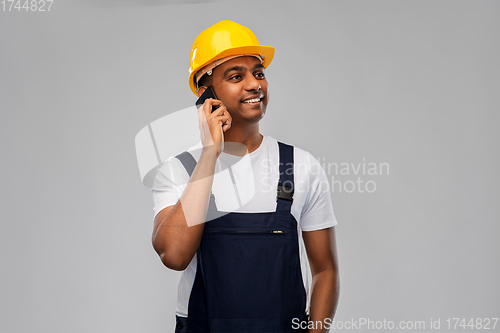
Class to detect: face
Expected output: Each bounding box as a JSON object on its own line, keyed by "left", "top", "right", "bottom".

{"left": 202, "top": 56, "right": 269, "bottom": 124}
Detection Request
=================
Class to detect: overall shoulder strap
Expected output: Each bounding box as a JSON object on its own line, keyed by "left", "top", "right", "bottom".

{"left": 276, "top": 141, "right": 294, "bottom": 214}
{"left": 175, "top": 151, "right": 197, "bottom": 177}
{"left": 175, "top": 150, "right": 219, "bottom": 213}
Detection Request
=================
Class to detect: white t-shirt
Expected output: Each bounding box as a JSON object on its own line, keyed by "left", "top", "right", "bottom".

{"left": 151, "top": 135, "right": 338, "bottom": 316}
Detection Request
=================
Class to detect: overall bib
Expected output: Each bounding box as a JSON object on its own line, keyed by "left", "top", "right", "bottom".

{"left": 174, "top": 142, "right": 308, "bottom": 333}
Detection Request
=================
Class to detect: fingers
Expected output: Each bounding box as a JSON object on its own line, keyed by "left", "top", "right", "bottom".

{"left": 202, "top": 98, "right": 231, "bottom": 130}
{"left": 203, "top": 98, "right": 224, "bottom": 117}
{"left": 198, "top": 98, "right": 232, "bottom": 156}
{"left": 219, "top": 112, "right": 232, "bottom": 132}
{"left": 214, "top": 114, "right": 231, "bottom": 132}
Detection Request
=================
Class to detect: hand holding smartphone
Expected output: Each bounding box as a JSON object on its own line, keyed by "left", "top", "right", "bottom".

{"left": 195, "top": 86, "right": 219, "bottom": 113}
{"left": 195, "top": 86, "right": 231, "bottom": 157}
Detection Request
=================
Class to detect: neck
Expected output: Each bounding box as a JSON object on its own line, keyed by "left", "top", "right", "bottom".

{"left": 222, "top": 123, "right": 263, "bottom": 156}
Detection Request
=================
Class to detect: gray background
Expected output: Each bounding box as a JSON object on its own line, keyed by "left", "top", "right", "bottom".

{"left": 1, "top": 0, "right": 499, "bottom": 332}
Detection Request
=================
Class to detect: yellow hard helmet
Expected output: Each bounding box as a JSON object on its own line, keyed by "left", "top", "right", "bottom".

{"left": 188, "top": 20, "right": 275, "bottom": 96}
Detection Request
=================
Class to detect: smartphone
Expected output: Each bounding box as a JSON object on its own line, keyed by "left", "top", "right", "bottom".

{"left": 195, "top": 86, "right": 219, "bottom": 113}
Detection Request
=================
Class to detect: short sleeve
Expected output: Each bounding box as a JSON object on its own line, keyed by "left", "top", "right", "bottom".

{"left": 151, "top": 157, "right": 190, "bottom": 219}
{"left": 299, "top": 153, "right": 338, "bottom": 231}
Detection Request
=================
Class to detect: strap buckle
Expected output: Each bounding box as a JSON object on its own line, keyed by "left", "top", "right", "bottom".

{"left": 276, "top": 184, "right": 294, "bottom": 202}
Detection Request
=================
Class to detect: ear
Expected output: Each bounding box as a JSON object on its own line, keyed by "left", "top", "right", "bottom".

{"left": 197, "top": 86, "right": 207, "bottom": 97}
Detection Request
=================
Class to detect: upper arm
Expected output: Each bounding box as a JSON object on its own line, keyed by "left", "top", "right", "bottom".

{"left": 151, "top": 157, "right": 189, "bottom": 221}
{"left": 152, "top": 205, "right": 174, "bottom": 249}
{"left": 302, "top": 227, "right": 339, "bottom": 276}
{"left": 298, "top": 152, "right": 337, "bottom": 232}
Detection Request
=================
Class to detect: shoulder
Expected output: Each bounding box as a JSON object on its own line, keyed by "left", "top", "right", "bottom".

{"left": 153, "top": 141, "right": 204, "bottom": 189}
{"left": 161, "top": 140, "right": 203, "bottom": 168}
{"left": 152, "top": 156, "right": 187, "bottom": 190}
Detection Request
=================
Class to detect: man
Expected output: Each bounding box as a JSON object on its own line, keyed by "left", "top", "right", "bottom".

{"left": 151, "top": 20, "right": 339, "bottom": 333}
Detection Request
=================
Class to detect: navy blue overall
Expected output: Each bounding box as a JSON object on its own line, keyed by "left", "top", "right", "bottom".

{"left": 174, "top": 142, "right": 308, "bottom": 333}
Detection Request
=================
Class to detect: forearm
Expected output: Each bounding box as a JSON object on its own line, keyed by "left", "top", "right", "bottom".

{"left": 152, "top": 147, "right": 218, "bottom": 269}
{"left": 308, "top": 268, "right": 340, "bottom": 333}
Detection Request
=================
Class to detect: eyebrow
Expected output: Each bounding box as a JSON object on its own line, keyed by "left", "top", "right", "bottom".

{"left": 223, "top": 63, "right": 265, "bottom": 77}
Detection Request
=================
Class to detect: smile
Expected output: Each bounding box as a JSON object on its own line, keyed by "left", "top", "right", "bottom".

{"left": 242, "top": 97, "right": 263, "bottom": 104}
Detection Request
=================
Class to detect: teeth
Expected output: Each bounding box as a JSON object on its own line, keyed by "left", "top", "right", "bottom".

{"left": 243, "top": 98, "right": 261, "bottom": 103}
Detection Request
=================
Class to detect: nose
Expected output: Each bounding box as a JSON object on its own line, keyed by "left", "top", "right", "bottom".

{"left": 245, "top": 75, "right": 261, "bottom": 91}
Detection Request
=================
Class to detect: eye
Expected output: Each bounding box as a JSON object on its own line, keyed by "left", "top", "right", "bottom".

{"left": 255, "top": 72, "right": 265, "bottom": 79}
{"left": 229, "top": 74, "right": 242, "bottom": 81}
